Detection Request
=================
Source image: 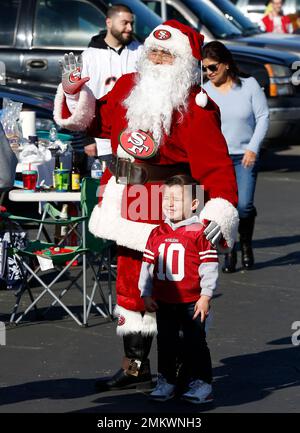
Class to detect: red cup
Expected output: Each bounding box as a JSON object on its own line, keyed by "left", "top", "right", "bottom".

{"left": 22, "top": 170, "right": 38, "bottom": 190}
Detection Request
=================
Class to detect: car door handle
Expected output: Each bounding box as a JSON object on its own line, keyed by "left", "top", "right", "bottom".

{"left": 26, "top": 59, "right": 48, "bottom": 70}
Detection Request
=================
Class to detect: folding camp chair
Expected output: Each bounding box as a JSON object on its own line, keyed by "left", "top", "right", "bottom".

{"left": 1, "top": 184, "right": 113, "bottom": 326}
{"left": 38, "top": 177, "right": 117, "bottom": 322}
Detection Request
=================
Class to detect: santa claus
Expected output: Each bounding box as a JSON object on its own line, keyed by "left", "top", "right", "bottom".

{"left": 54, "top": 20, "right": 239, "bottom": 392}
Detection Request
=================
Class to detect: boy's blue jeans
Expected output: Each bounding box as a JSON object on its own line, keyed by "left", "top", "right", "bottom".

{"left": 156, "top": 301, "right": 212, "bottom": 385}
{"left": 230, "top": 154, "right": 259, "bottom": 219}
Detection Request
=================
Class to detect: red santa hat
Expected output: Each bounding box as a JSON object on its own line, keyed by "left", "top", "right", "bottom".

{"left": 144, "top": 20, "right": 208, "bottom": 107}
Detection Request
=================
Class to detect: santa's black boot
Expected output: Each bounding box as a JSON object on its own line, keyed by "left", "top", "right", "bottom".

{"left": 95, "top": 333, "right": 153, "bottom": 392}
{"left": 239, "top": 216, "right": 255, "bottom": 269}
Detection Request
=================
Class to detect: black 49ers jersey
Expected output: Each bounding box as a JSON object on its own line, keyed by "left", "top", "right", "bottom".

{"left": 142, "top": 220, "right": 218, "bottom": 303}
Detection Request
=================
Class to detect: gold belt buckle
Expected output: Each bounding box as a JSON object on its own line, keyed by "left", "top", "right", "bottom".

{"left": 115, "top": 156, "right": 132, "bottom": 185}
{"left": 127, "top": 359, "right": 141, "bottom": 377}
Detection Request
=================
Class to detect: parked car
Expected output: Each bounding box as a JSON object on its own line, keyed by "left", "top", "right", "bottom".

{"left": 212, "top": 0, "right": 300, "bottom": 54}
{"left": 143, "top": 0, "right": 300, "bottom": 55}
{"left": 0, "top": 86, "right": 87, "bottom": 152}
{"left": 0, "top": 0, "right": 161, "bottom": 91}
{"left": 227, "top": 44, "right": 300, "bottom": 141}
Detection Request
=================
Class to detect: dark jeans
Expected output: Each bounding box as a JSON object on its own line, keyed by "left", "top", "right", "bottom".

{"left": 156, "top": 301, "right": 212, "bottom": 385}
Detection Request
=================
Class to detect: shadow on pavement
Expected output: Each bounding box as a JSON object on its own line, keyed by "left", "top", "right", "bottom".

{"left": 76, "top": 344, "right": 300, "bottom": 412}
{"left": 0, "top": 378, "right": 97, "bottom": 407}
{"left": 259, "top": 148, "right": 300, "bottom": 173}
{"left": 0, "top": 344, "right": 299, "bottom": 412}
{"left": 0, "top": 304, "right": 111, "bottom": 327}
{"left": 251, "top": 251, "right": 300, "bottom": 269}
{"left": 253, "top": 235, "right": 300, "bottom": 249}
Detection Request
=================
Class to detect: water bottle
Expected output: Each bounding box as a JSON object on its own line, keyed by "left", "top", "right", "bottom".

{"left": 91, "top": 158, "right": 103, "bottom": 179}
{"left": 49, "top": 124, "right": 58, "bottom": 143}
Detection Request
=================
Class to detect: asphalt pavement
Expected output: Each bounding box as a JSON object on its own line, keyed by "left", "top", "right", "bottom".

{"left": 0, "top": 143, "right": 300, "bottom": 414}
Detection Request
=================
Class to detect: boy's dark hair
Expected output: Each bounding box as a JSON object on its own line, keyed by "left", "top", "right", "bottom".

{"left": 164, "top": 174, "right": 199, "bottom": 201}
{"left": 106, "top": 4, "right": 133, "bottom": 18}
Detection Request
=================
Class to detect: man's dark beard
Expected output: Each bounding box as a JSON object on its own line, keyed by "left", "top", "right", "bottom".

{"left": 111, "top": 27, "right": 132, "bottom": 46}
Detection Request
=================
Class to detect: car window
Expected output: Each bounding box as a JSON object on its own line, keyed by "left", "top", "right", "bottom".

{"left": 33, "top": 0, "right": 106, "bottom": 48}
{"left": 143, "top": 1, "right": 191, "bottom": 26}
{"left": 109, "top": 0, "right": 162, "bottom": 41}
{"left": 0, "top": 0, "right": 20, "bottom": 46}
{"left": 184, "top": 0, "right": 242, "bottom": 38}
{"left": 144, "top": 1, "right": 161, "bottom": 15}
{"left": 212, "top": 0, "right": 260, "bottom": 34}
{"left": 165, "top": 4, "right": 191, "bottom": 26}
{"left": 247, "top": 0, "right": 265, "bottom": 11}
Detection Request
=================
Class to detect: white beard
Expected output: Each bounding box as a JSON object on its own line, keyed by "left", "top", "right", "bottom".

{"left": 123, "top": 54, "right": 199, "bottom": 144}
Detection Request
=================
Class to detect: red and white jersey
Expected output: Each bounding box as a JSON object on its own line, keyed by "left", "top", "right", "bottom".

{"left": 141, "top": 218, "right": 218, "bottom": 303}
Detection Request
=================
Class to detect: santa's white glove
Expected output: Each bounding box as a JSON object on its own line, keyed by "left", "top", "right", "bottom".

{"left": 203, "top": 220, "right": 222, "bottom": 247}
{"left": 60, "top": 52, "right": 90, "bottom": 95}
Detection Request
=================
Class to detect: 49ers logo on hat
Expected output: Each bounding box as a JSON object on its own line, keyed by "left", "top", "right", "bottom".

{"left": 118, "top": 315, "right": 125, "bottom": 326}
{"left": 153, "top": 29, "right": 171, "bottom": 40}
{"left": 119, "top": 130, "right": 157, "bottom": 159}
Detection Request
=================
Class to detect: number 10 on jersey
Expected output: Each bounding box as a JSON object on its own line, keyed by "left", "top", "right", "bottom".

{"left": 157, "top": 243, "right": 185, "bottom": 282}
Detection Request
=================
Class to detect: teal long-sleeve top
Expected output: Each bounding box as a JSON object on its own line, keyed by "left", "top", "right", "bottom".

{"left": 203, "top": 77, "right": 269, "bottom": 155}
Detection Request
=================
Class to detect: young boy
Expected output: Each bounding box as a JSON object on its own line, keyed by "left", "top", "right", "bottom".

{"left": 138, "top": 174, "right": 218, "bottom": 404}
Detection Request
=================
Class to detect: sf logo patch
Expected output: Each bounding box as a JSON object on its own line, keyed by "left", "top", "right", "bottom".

{"left": 153, "top": 29, "right": 171, "bottom": 40}
{"left": 119, "top": 130, "right": 157, "bottom": 159}
{"left": 118, "top": 315, "right": 126, "bottom": 326}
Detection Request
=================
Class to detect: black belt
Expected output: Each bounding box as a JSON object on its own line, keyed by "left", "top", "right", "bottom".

{"left": 109, "top": 155, "right": 191, "bottom": 185}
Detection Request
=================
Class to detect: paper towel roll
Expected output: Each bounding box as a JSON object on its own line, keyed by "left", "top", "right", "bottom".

{"left": 20, "top": 111, "right": 36, "bottom": 139}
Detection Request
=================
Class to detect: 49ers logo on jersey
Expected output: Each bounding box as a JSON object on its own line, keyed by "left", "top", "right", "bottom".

{"left": 119, "top": 130, "right": 157, "bottom": 159}
{"left": 153, "top": 29, "right": 171, "bottom": 40}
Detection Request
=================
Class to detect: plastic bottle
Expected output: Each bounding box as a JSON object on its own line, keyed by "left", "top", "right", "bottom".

{"left": 60, "top": 204, "right": 69, "bottom": 239}
{"left": 91, "top": 158, "right": 103, "bottom": 180}
{"left": 54, "top": 204, "right": 68, "bottom": 245}
{"left": 71, "top": 151, "right": 80, "bottom": 191}
{"left": 52, "top": 153, "right": 60, "bottom": 189}
{"left": 49, "top": 124, "right": 58, "bottom": 143}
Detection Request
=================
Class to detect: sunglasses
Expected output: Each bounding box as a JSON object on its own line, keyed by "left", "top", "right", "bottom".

{"left": 202, "top": 63, "right": 220, "bottom": 73}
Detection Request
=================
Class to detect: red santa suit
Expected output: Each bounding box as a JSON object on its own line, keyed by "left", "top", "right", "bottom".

{"left": 54, "top": 70, "right": 238, "bottom": 332}
{"left": 54, "top": 20, "right": 238, "bottom": 338}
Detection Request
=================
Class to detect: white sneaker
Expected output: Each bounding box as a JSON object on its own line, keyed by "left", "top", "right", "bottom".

{"left": 182, "top": 379, "right": 213, "bottom": 404}
{"left": 149, "top": 375, "right": 176, "bottom": 401}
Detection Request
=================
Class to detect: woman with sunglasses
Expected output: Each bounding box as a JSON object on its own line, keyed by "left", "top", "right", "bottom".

{"left": 203, "top": 41, "right": 269, "bottom": 273}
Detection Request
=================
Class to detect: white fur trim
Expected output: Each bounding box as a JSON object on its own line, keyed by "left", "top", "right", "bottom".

{"left": 88, "top": 177, "right": 158, "bottom": 252}
{"left": 195, "top": 91, "right": 208, "bottom": 108}
{"left": 53, "top": 83, "right": 95, "bottom": 131}
{"left": 200, "top": 198, "right": 239, "bottom": 250}
{"left": 114, "top": 305, "right": 157, "bottom": 336}
{"left": 144, "top": 24, "right": 192, "bottom": 59}
{"left": 117, "top": 144, "right": 135, "bottom": 161}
